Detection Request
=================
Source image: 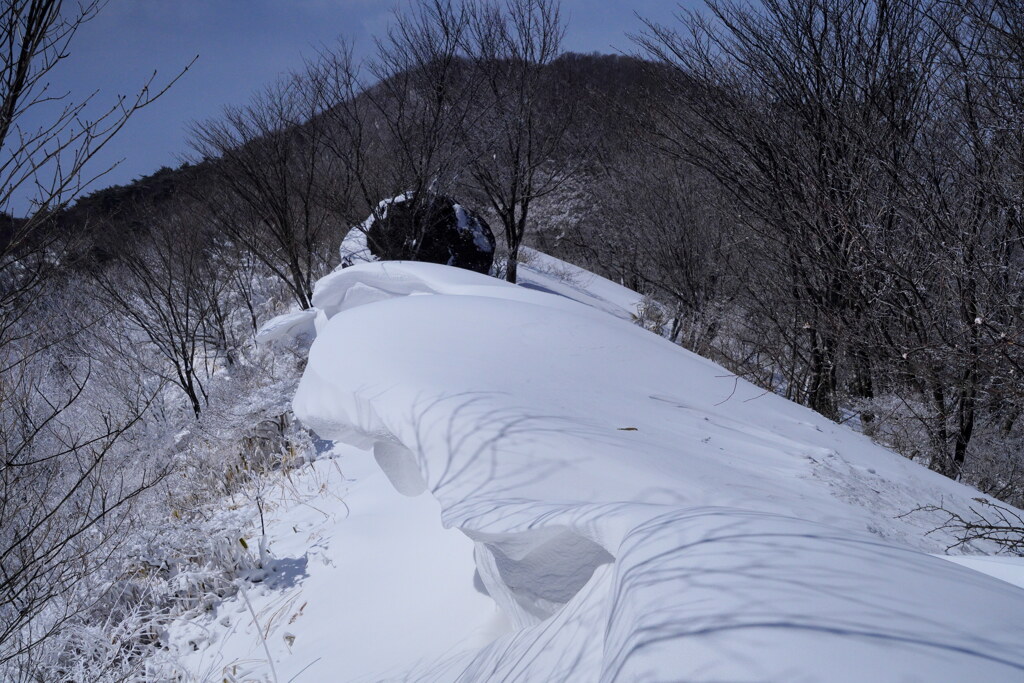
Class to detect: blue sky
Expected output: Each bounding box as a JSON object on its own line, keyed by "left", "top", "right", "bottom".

{"left": 14, "top": 1, "right": 695, "bottom": 213}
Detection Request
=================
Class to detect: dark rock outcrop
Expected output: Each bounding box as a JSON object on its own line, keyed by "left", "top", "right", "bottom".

{"left": 361, "top": 192, "right": 496, "bottom": 274}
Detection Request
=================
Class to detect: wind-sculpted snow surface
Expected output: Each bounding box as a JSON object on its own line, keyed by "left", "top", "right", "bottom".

{"left": 292, "top": 261, "right": 1024, "bottom": 681}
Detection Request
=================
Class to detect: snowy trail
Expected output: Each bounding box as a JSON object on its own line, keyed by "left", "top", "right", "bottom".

{"left": 165, "top": 446, "right": 505, "bottom": 681}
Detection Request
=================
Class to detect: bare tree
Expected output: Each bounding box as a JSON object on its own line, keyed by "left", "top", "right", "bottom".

{"left": 573, "top": 144, "right": 737, "bottom": 353}
{"left": 0, "top": 1, "right": 190, "bottom": 350}
{"left": 630, "top": 0, "right": 1024, "bottom": 492}
{"left": 911, "top": 498, "right": 1024, "bottom": 555}
{"left": 636, "top": 0, "right": 938, "bottom": 418}
{"left": 306, "top": 0, "right": 580, "bottom": 280}
{"left": 188, "top": 72, "right": 338, "bottom": 309}
{"left": 463, "top": 0, "right": 576, "bottom": 282}
{"left": 92, "top": 209, "right": 221, "bottom": 418}
{"left": 897, "top": 0, "right": 1024, "bottom": 479}
{"left": 309, "top": 1, "right": 481, "bottom": 258}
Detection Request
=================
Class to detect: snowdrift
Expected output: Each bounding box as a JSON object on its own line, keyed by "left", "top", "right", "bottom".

{"left": 288, "top": 260, "right": 1024, "bottom": 681}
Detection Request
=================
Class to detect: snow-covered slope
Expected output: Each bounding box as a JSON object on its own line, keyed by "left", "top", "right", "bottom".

{"left": 164, "top": 446, "right": 504, "bottom": 682}
{"left": 516, "top": 247, "right": 647, "bottom": 321}
{"left": 173, "top": 257, "right": 1024, "bottom": 682}
{"left": 292, "top": 260, "right": 1024, "bottom": 680}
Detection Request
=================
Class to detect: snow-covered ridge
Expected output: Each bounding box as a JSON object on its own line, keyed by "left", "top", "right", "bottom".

{"left": 516, "top": 246, "right": 647, "bottom": 322}
{"left": 285, "top": 259, "right": 1024, "bottom": 681}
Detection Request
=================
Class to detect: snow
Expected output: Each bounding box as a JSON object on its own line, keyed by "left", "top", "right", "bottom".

{"left": 311, "top": 260, "right": 593, "bottom": 323}
{"left": 338, "top": 223, "right": 373, "bottom": 268}
{"left": 254, "top": 309, "right": 316, "bottom": 345}
{"left": 164, "top": 445, "right": 505, "bottom": 681}
{"left": 517, "top": 246, "right": 647, "bottom": 321}
{"left": 179, "top": 255, "right": 1024, "bottom": 681}
{"left": 940, "top": 555, "right": 1024, "bottom": 590}
{"left": 291, "top": 260, "right": 1024, "bottom": 681}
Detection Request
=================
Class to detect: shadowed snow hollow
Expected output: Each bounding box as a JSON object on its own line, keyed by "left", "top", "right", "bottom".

{"left": 286, "top": 260, "right": 1024, "bottom": 681}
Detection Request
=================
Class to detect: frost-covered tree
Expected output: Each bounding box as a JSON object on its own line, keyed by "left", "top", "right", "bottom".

{"left": 0, "top": 0, "right": 183, "bottom": 668}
